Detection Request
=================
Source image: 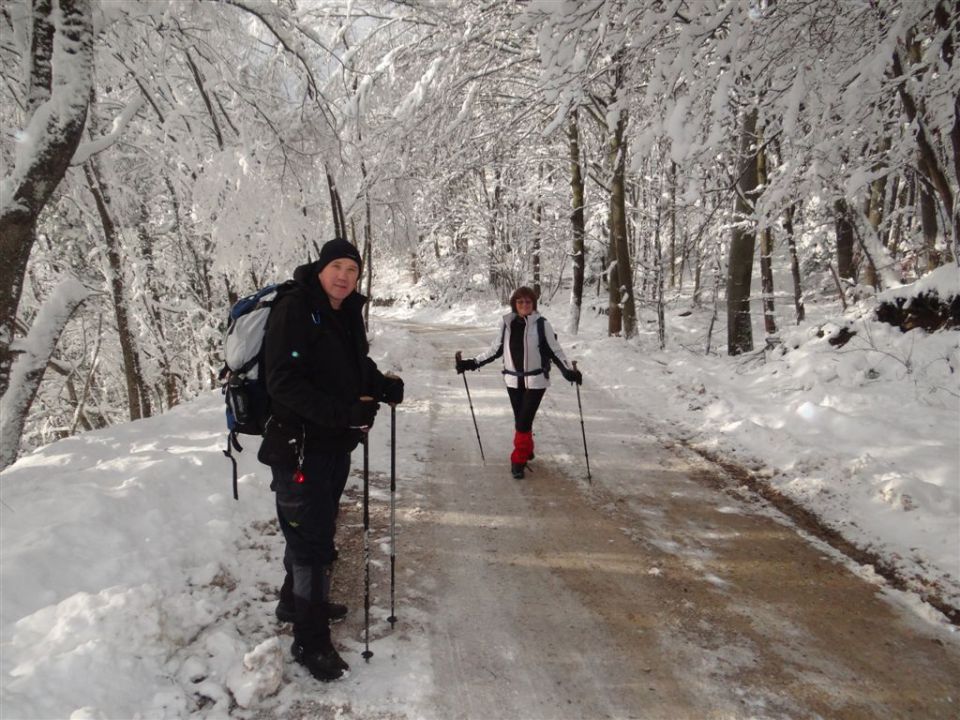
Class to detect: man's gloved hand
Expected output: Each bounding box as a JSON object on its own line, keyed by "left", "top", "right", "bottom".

{"left": 561, "top": 366, "right": 583, "bottom": 385}
{"left": 382, "top": 375, "right": 404, "bottom": 405}
{"left": 348, "top": 398, "right": 379, "bottom": 429}
{"left": 456, "top": 357, "right": 478, "bottom": 374}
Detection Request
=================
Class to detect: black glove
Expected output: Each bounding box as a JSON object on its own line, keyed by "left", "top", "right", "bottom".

{"left": 347, "top": 398, "right": 379, "bottom": 429}
{"left": 561, "top": 367, "right": 583, "bottom": 385}
{"left": 382, "top": 375, "right": 404, "bottom": 405}
{"left": 456, "top": 357, "right": 478, "bottom": 374}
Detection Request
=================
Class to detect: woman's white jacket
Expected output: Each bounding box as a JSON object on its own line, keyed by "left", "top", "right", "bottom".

{"left": 472, "top": 311, "right": 572, "bottom": 390}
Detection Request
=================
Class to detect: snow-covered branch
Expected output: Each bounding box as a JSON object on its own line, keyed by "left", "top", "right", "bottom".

{"left": 1, "top": 277, "right": 93, "bottom": 471}
{"left": 70, "top": 93, "right": 145, "bottom": 165}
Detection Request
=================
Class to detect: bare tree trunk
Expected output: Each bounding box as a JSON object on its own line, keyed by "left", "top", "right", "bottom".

{"left": 136, "top": 201, "right": 179, "bottom": 410}
{"left": 609, "top": 57, "right": 637, "bottom": 339}
{"left": 479, "top": 167, "right": 504, "bottom": 291}
{"left": 862, "top": 143, "right": 889, "bottom": 288}
{"left": 0, "top": 0, "right": 93, "bottom": 399}
{"left": 726, "top": 107, "right": 759, "bottom": 355}
{"left": 533, "top": 164, "right": 542, "bottom": 297}
{"left": 692, "top": 232, "right": 703, "bottom": 306}
{"left": 756, "top": 146, "right": 777, "bottom": 335}
{"left": 360, "top": 158, "right": 373, "bottom": 331}
{"left": 654, "top": 176, "right": 666, "bottom": 349}
{"left": 918, "top": 173, "right": 941, "bottom": 271}
{"left": 669, "top": 161, "right": 677, "bottom": 289}
{"left": 783, "top": 203, "right": 806, "bottom": 323}
{"left": 69, "top": 313, "right": 104, "bottom": 435}
{"left": 759, "top": 225, "right": 777, "bottom": 335}
{"left": 854, "top": 213, "right": 898, "bottom": 289}
{"left": 567, "top": 110, "right": 586, "bottom": 334}
{"left": 607, "top": 241, "right": 622, "bottom": 335}
{"left": 692, "top": 177, "right": 709, "bottom": 306}
{"left": 834, "top": 199, "right": 857, "bottom": 281}
{"left": 610, "top": 149, "right": 635, "bottom": 337}
{"left": 886, "top": 173, "right": 904, "bottom": 257}
{"left": 895, "top": 170, "right": 918, "bottom": 259}
{"left": 82, "top": 150, "right": 151, "bottom": 421}
{"left": 705, "top": 239, "right": 724, "bottom": 354}
{"left": 678, "top": 227, "right": 690, "bottom": 295}
{"left": 868, "top": 172, "right": 888, "bottom": 236}
{"left": 326, "top": 167, "right": 346, "bottom": 239}
{"left": 410, "top": 245, "right": 421, "bottom": 284}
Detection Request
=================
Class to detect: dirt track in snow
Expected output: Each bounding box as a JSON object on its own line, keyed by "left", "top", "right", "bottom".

{"left": 334, "top": 320, "right": 960, "bottom": 719}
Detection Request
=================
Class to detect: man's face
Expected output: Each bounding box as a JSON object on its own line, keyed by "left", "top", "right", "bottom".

{"left": 319, "top": 258, "right": 360, "bottom": 308}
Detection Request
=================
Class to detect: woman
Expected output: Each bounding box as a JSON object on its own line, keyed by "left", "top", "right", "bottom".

{"left": 456, "top": 287, "right": 582, "bottom": 478}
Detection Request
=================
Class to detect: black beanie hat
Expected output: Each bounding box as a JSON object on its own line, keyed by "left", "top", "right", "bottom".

{"left": 318, "top": 238, "right": 363, "bottom": 274}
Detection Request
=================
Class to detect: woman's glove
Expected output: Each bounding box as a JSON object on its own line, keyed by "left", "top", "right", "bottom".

{"left": 561, "top": 367, "right": 583, "bottom": 385}
{"left": 381, "top": 375, "right": 404, "bottom": 405}
{"left": 347, "top": 398, "right": 379, "bottom": 429}
{"left": 456, "top": 357, "right": 478, "bottom": 374}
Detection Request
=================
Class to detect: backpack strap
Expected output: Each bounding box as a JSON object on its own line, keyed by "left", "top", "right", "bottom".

{"left": 537, "top": 316, "right": 562, "bottom": 379}
{"left": 222, "top": 431, "right": 242, "bottom": 500}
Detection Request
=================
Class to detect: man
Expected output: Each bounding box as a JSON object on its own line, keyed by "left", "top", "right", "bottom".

{"left": 258, "top": 238, "right": 403, "bottom": 681}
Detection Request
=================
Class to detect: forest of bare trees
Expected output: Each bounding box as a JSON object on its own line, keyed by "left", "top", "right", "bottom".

{"left": 1, "top": 0, "right": 957, "bottom": 469}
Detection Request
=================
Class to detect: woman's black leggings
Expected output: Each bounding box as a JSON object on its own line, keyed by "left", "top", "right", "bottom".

{"left": 506, "top": 387, "right": 545, "bottom": 432}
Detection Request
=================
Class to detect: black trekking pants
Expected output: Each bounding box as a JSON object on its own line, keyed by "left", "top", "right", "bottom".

{"left": 271, "top": 450, "right": 351, "bottom": 580}
{"left": 506, "top": 387, "right": 545, "bottom": 433}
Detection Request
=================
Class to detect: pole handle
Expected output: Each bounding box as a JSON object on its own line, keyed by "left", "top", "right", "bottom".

{"left": 383, "top": 372, "right": 400, "bottom": 408}
{"left": 572, "top": 360, "right": 578, "bottom": 370}
{"left": 455, "top": 350, "right": 462, "bottom": 361}
{"left": 354, "top": 395, "right": 376, "bottom": 432}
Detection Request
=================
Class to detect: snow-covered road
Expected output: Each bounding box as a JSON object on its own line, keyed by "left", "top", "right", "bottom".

{"left": 387, "top": 318, "right": 960, "bottom": 719}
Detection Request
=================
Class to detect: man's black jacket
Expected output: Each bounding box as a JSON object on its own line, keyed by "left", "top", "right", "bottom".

{"left": 262, "top": 260, "right": 386, "bottom": 455}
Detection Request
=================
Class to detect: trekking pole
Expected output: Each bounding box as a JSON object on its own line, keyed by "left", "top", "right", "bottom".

{"left": 572, "top": 361, "right": 592, "bottom": 483}
{"left": 456, "top": 351, "right": 485, "bottom": 462}
{"left": 361, "top": 429, "right": 373, "bottom": 662}
{"left": 387, "top": 404, "right": 397, "bottom": 627}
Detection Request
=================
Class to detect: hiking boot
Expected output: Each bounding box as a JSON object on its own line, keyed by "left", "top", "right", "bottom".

{"left": 276, "top": 599, "right": 294, "bottom": 623}
{"left": 291, "top": 639, "right": 349, "bottom": 681}
{"left": 325, "top": 601, "right": 347, "bottom": 622}
{"left": 277, "top": 599, "right": 347, "bottom": 624}
{"left": 511, "top": 463, "right": 525, "bottom": 479}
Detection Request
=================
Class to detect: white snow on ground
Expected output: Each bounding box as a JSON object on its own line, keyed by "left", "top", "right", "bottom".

{"left": 1, "top": 277, "right": 958, "bottom": 718}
